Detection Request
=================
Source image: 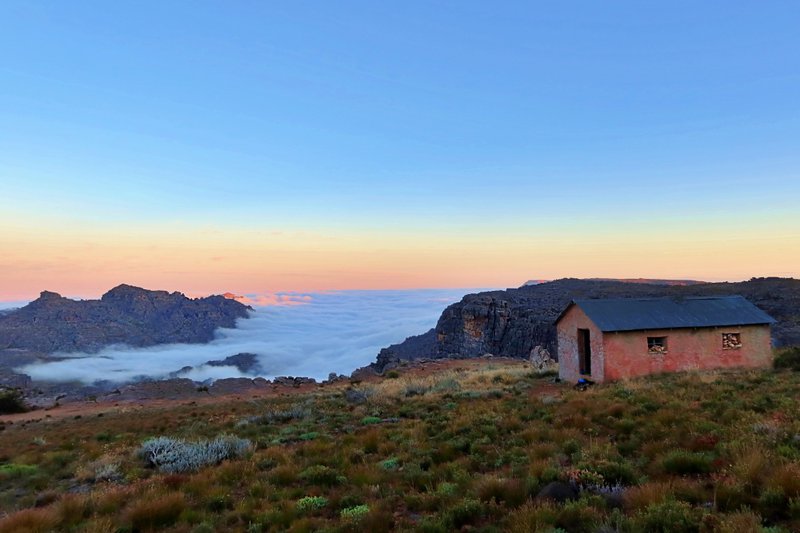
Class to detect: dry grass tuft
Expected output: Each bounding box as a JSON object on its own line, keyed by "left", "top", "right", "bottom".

{"left": 769, "top": 462, "right": 800, "bottom": 497}
{"left": 730, "top": 445, "right": 772, "bottom": 489}
{"left": 716, "top": 509, "right": 763, "bottom": 533}
{"left": 623, "top": 481, "right": 673, "bottom": 511}
{"left": 123, "top": 492, "right": 186, "bottom": 531}
{"left": 55, "top": 494, "right": 91, "bottom": 527}
{"left": 91, "top": 487, "right": 131, "bottom": 516}
{"left": 0, "top": 507, "right": 59, "bottom": 533}
{"left": 505, "top": 501, "right": 558, "bottom": 532}
{"left": 76, "top": 517, "right": 116, "bottom": 533}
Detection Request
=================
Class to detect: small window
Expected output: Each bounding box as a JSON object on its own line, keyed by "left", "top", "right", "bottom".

{"left": 647, "top": 336, "right": 668, "bottom": 354}
{"left": 722, "top": 333, "right": 742, "bottom": 350}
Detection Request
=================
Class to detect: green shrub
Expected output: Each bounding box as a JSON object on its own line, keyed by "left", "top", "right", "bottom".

{"left": 362, "top": 416, "right": 382, "bottom": 425}
{"left": 418, "top": 517, "right": 450, "bottom": 533}
{"left": 774, "top": 347, "right": 800, "bottom": 371}
{"left": 555, "top": 500, "right": 602, "bottom": 533}
{"left": 299, "top": 465, "right": 342, "bottom": 486}
{"left": 432, "top": 378, "right": 461, "bottom": 393}
{"left": 191, "top": 523, "right": 216, "bottom": 533}
{"left": 789, "top": 497, "right": 800, "bottom": 519}
{"left": 444, "top": 498, "right": 484, "bottom": 528}
{"left": 633, "top": 500, "right": 702, "bottom": 533}
{"left": 205, "top": 492, "right": 232, "bottom": 512}
{"left": 0, "top": 463, "right": 39, "bottom": 479}
{"left": 589, "top": 459, "right": 638, "bottom": 485}
{"left": 437, "top": 482, "right": 458, "bottom": 496}
{"left": 95, "top": 431, "right": 115, "bottom": 443}
{"left": 662, "top": 450, "right": 714, "bottom": 475}
{"left": 562, "top": 439, "right": 581, "bottom": 456}
{"left": 385, "top": 370, "right": 400, "bottom": 379}
{"left": 759, "top": 488, "right": 788, "bottom": 521}
{"left": 296, "top": 496, "right": 328, "bottom": 512}
{"left": 0, "top": 388, "right": 27, "bottom": 414}
{"left": 340, "top": 504, "right": 370, "bottom": 521}
{"left": 379, "top": 457, "right": 400, "bottom": 470}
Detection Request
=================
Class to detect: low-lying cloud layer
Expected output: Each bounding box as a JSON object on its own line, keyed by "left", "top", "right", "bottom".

{"left": 17, "top": 289, "right": 472, "bottom": 384}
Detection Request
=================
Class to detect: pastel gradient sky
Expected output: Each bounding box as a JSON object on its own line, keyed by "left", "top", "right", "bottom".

{"left": 2, "top": 1, "right": 799, "bottom": 300}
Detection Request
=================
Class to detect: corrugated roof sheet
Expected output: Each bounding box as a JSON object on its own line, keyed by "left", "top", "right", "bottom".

{"left": 560, "top": 295, "right": 776, "bottom": 332}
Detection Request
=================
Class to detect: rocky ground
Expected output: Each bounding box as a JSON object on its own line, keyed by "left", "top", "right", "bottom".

{"left": 0, "top": 357, "right": 527, "bottom": 424}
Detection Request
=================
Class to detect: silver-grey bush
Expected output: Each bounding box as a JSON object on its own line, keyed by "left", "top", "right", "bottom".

{"left": 139, "top": 434, "right": 252, "bottom": 473}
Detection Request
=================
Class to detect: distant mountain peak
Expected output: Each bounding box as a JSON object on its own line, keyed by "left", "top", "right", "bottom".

{"left": 102, "top": 284, "right": 168, "bottom": 299}
{"left": 523, "top": 277, "right": 705, "bottom": 287}
{"left": 0, "top": 284, "right": 251, "bottom": 353}
{"left": 585, "top": 278, "right": 706, "bottom": 286}
{"left": 38, "top": 290, "right": 64, "bottom": 300}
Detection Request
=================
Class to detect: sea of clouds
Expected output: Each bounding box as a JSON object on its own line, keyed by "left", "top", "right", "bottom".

{"left": 15, "top": 289, "right": 475, "bottom": 384}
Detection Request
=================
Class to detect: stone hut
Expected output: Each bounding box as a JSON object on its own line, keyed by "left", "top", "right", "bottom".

{"left": 555, "top": 296, "right": 775, "bottom": 383}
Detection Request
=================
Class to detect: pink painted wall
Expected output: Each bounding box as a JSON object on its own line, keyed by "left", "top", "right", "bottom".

{"left": 602, "top": 324, "right": 773, "bottom": 381}
{"left": 557, "top": 305, "right": 606, "bottom": 382}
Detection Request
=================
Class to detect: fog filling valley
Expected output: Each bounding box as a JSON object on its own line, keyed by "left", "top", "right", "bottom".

{"left": 15, "top": 289, "right": 474, "bottom": 384}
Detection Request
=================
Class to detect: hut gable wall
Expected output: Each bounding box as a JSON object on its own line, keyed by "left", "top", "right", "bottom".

{"left": 557, "top": 305, "right": 605, "bottom": 382}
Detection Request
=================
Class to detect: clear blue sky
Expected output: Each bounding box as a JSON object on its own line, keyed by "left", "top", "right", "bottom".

{"left": 1, "top": 1, "right": 799, "bottom": 297}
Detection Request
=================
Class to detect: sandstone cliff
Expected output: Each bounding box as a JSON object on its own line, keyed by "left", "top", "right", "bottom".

{"left": 0, "top": 284, "right": 252, "bottom": 353}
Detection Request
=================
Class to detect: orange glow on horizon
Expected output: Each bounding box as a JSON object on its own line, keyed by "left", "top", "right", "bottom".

{"left": 1, "top": 215, "right": 798, "bottom": 301}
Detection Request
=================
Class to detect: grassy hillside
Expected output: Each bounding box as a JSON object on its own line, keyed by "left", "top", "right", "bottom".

{"left": 1, "top": 358, "right": 799, "bottom": 532}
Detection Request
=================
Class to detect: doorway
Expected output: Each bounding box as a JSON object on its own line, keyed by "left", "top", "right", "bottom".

{"left": 578, "top": 328, "right": 592, "bottom": 375}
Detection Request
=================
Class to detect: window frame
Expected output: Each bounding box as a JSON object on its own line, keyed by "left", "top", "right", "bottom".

{"left": 647, "top": 336, "right": 668, "bottom": 354}
{"left": 722, "top": 332, "right": 742, "bottom": 350}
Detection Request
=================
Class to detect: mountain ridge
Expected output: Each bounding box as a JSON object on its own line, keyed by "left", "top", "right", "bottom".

{"left": 0, "top": 284, "right": 252, "bottom": 353}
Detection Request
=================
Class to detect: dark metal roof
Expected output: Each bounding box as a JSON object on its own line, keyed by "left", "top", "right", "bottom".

{"left": 557, "top": 295, "right": 776, "bottom": 332}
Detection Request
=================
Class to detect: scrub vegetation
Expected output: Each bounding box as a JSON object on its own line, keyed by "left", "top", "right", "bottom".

{"left": 1, "top": 359, "right": 799, "bottom": 531}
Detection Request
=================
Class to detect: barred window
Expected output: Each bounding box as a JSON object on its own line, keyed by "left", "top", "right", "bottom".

{"left": 647, "top": 336, "right": 668, "bottom": 354}
{"left": 722, "top": 333, "right": 742, "bottom": 350}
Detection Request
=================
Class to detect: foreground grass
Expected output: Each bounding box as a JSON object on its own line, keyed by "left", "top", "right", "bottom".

{"left": 1, "top": 361, "right": 799, "bottom": 532}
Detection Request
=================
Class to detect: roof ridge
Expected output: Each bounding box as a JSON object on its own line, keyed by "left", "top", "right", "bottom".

{"left": 559, "top": 294, "right": 775, "bottom": 331}
{"left": 573, "top": 295, "right": 744, "bottom": 302}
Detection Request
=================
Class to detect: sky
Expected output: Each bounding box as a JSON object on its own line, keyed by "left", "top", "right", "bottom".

{"left": 1, "top": 1, "right": 799, "bottom": 300}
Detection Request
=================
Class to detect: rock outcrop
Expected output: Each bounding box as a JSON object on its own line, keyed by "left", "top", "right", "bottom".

{"left": 205, "top": 353, "right": 262, "bottom": 374}
{"left": 0, "top": 284, "right": 252, "bottom": 353}
{"left": 374, "top": 329, "right": 436, "bottom": 371}
{"left": 371, "top": 277, "right": 800, "bottom": 372}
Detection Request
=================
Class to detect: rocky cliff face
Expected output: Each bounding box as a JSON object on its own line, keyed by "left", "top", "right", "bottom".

{"left": 375, "top": 329, "right": 436, "bottom": 370}
{"left": 373, "top": 277, "right": 800, "bottom": 372}
{"left": 0, "top": 284, "right": 252, "bottom": 353}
